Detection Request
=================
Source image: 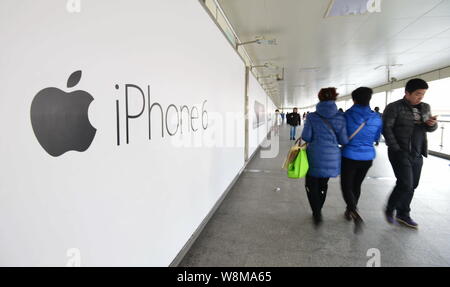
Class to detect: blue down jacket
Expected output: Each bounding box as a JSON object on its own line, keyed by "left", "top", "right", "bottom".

{"left": 342, "top": 105, "right": 383, "bottom": 161}
{"left": 301, "top": 101, "right": 348, "bottom": 178}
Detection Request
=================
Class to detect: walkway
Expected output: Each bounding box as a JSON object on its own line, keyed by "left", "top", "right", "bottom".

{"left": 180, "top": 124, "right": 450, "bottom": 267}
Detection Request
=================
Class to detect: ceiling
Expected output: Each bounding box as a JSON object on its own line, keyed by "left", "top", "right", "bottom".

{"left": 217, "top": 0, "right": 450, "bottom": 108}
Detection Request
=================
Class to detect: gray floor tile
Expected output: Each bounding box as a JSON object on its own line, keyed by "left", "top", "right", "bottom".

{"left": 179, "top": 124, "right": 450, "bottom": 267}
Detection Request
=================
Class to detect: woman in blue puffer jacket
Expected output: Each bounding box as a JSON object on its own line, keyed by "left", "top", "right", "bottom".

{"left": 341, "top": 87, "right": 382, "bottom": 233}
{"left": 301, "top": 87, "right": 348, "bottom": 226}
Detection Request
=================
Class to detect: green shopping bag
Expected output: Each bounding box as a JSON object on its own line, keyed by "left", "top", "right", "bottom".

{"left": 287, "top": 142, "right": 309, "bottom": 179}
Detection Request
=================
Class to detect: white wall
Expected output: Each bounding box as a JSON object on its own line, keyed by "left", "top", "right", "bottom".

{"left": 0, "top": 0, "right": 245, "bottom": 266}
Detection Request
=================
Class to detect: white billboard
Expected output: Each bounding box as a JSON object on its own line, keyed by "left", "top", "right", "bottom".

{"left": 0, "top": 0, "right": 245, "bottom": 266}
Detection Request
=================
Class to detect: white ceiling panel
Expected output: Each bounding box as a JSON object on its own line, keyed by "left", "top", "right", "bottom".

{"left": 375, "top": 39, "right": 426, "bottom": 54}
{"left": 425, "top": 0, "right": 450, "bottom": 17}
{"left": 407, "top": 38, "right": 450, "bottom": 53}
{"left": 347, "top": 17, "right": 415, "bottom": 43}
{"left": 217, "top": 0, "right": 450, "bottom": 107}
{"left": 396, "top": 17, "right": 450, "bottom": 40}
{"left": 435, "top": 28, "right": 450, "bottom": 38}
{"left": 386, "top": 52, "right": 432, "bottom": 66}
{"left": 377, "top": 0, "right": 442, "bottom": 19}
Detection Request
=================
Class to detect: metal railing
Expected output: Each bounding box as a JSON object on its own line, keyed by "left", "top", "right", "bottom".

{"left": 429, "top": 120, "right": 450, "bottom": 159}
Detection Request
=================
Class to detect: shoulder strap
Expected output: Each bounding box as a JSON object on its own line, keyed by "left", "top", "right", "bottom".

{"left": 348, "top": 122, "right": 366, "bottom": 140}
{"left": 318, "top": 115, "right": 338, "bottom": 141}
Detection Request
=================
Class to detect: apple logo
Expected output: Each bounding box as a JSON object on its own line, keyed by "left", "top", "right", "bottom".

{"left": 30, "top": 70, "right": 96, "bottom": 157}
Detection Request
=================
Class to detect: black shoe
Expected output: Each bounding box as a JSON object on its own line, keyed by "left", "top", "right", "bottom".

{"left": 396, "top": 215, "right": 418, "bottom": 229}
{"left": 384, "top": 209, "right": 395, "bottom": 225}
{"left": 344, "top": 209, "right": 352, "bottom": 221}
{"left": 350, "top": 210, "right": 364, "bottom": 234}
{"left": 313, "top": 213, "right": 323, "bottom": 227}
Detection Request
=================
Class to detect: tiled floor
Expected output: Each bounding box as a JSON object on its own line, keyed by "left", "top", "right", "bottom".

{"left": 180, "top": 124, "right": 450, "bottom": 267}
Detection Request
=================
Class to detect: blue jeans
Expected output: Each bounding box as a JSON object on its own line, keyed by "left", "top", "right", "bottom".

{"left": 290, "top": 126, "right": 297, "bottom": 139}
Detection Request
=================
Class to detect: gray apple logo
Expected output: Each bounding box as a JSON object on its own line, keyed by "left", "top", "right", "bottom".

{"left": 30, "top": 70, "right": 97, "bottom": 157}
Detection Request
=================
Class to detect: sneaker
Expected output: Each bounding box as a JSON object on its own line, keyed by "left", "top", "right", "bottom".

{"left": 350, "top": 210, "right": 364, "bottom": 234}
{"left": 313, "top": 213, "right": 323, "bottom": 227}
{"left": 344, "top": 209, "right": 352, "bottom": 221}
{"left": 396, "top": 215, "right": 419, "bottom": 229}
{"left": 385, "top": 210, "right": 395, "bottom": 224}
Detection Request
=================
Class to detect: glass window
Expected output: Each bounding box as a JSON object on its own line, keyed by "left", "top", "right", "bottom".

{"left": 389, "top": 88, "right": 404, "bottom": 103}
{"left": 426, "top": 77, "right": 450, "bottom": 116}
{"left": 336, "top": 100, "right": 346, "bottom": 111}
{"left": 426, "top": 77, "right": 450, "bottom": 155}
{"left": 345, "top": 99, "right": 353, "bottom": 110}
{"left": 371, "top": 92, "right": 386, "bottom": 112}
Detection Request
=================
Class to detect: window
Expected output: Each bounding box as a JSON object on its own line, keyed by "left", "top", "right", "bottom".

{"left": 371, "top": 92, "right": 386, "bottom": 112}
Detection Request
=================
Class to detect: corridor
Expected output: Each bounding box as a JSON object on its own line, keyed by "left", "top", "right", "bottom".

{"left": 181, "top": 124, "right": 450, "bottom": 267}
{"left": 2, "top": 0, "right": 450, "bottom": 268}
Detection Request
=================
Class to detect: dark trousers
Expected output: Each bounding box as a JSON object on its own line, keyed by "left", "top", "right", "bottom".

{"left": 305, "top": 175, "right": 329, "bottom": 216}
{"left": 340, "top": 157, "right": 373, "bottom": 212}
{"left": 387, "top": 149, "right": 423, "bottom": 217}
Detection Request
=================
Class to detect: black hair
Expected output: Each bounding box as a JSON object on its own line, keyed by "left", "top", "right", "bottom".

{"left": 405, "top": 78, "right": 428, "bottom": 94}
{"left": 351, "top": 87, "right": 373, "bottom": 106}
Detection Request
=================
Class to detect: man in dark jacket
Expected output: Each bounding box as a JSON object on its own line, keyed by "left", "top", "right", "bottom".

{"left": 287, "top": 108, "right": 301, "bottom": 140}
{"left": 383, "top": 78, "right": 438, "bottom": 229}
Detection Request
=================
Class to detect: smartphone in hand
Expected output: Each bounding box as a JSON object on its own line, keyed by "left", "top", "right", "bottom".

{"left": 423, "top": 114, "right": 437, "bottom": 122}
{"left": 425, "top": 115, "right": 438, "bottom": 126}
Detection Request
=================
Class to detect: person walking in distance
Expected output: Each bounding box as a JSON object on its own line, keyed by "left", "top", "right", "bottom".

{"left": 274, "top": 109, "right": 281, "bottom": 136}
{"left": 287, "top": 108, "right": 301, "bottom": 140}
{"left": 374, "top": 106, "right": 381, "bottom": 115}
{"left": 340, "top": 87, "right": 382, "bottom": 233}
{"left": 301, "top": 88, "right": 348, "bottom": 226}
{"left": 383, "top": 78, "right": 438, "bottom": 229}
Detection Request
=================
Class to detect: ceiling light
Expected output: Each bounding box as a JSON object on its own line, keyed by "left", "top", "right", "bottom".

{"left": 257, "top": 75, "right": 276, "bottom": 80}
{"left": 251, "top": 62, "right": 275, "bottom": 69}
{"left": 255, "top": 39, "right": 277, "bottom": 45}
{"left": 236, "top": 36, "right": 277, "bottom": 49}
